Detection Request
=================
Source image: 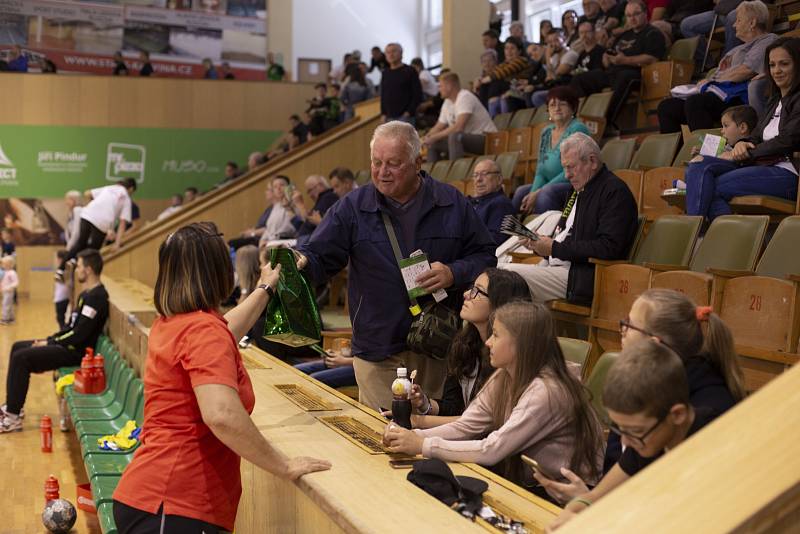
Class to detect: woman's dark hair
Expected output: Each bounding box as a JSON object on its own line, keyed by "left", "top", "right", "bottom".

{"left": 765, "top": 37, "right": 800, "bottom": 98}
{"left": 154, "top": 222, "right": 234, "bottom": 317}
{"left": 345, "top": 62, "right": 366, "bottom": 86}
{"left": 447, "top": 268, "right": 532, "bottom": 379}
{"left": 562, "top": 9, "right": 578, "bottom": 30}
{"left": 547, "top": 85, "right": 580, "bottom": 114}
{"left": 505, "top": 36, "right": 525, "bottom": 54}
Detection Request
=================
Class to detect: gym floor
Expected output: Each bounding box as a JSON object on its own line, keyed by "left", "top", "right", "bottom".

{"left": 1, "top": 298, "right": 102, "bottom": 533}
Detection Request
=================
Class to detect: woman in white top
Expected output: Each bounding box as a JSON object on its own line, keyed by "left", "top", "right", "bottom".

{"left": 384, "top": 301, "right": 604, "bottom": 504}
{"left": 685, "top": 37, "right": 800, "bottom": 221}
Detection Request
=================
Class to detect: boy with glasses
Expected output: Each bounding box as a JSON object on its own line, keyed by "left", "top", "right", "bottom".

{"left": 468, "top": 159, "right": 514, "bottom": 245}
{"left": 543, "top": 337, "right": 718, "bottom": 530}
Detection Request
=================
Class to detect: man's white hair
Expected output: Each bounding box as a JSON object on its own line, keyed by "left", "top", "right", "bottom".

{"left": 306, "top": 174, "right": 330, "bottom": 188}
{"left": 65, "top": 190, "right": 81, "bottom": 202}
{"left": 560, "top": 132, "right": 601, "bottom": 162}
{"left": 370, "top": 121, "right": 422, "bottom": 162}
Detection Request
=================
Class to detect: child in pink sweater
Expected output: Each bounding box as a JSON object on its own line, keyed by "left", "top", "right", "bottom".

{"left": 1, "top": 256, "right": 19, "bottom": 324}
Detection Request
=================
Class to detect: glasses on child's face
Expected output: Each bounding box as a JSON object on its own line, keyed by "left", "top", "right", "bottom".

{"left": 465, "top": 285, "right": 489, "bottom": 300}
{"left": 608, "top": 414, "right": 666, "bottom": 449}
{"left": 619, "top": 317, "right": 654, "bottom": 337}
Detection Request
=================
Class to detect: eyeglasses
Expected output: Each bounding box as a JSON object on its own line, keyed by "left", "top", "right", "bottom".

{"left": 465, "top": 285, "right": 489, "bottom": 300}
{"left": 471, "top": 171, "right": 501, "bottom": 179}
{"left": 618, "top": 317, "right": 655, "bottom": 337}
{"left": 626, "top": 10, "right": 645, "bottom": 16}
{"left": 608, "top": 414, "right": 666, "bottom": 448}
{"left": 547, "top": 100, "right": 571, "bottom": 108}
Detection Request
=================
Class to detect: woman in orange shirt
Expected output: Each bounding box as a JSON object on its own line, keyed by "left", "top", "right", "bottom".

{"left": 113, "top": 222, "right": 330, "bottom": 533}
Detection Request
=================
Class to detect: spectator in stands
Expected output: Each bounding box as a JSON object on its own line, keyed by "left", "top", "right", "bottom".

{"left": 203, "top": 58, "right": 219, "bottom": 79}
{"left": 113, "top": 223, "right": 330, "bottom": 531}
{"left": 511, "top": 21, "right": 532, "bottom": 50}
{"left": 326, "top": 83, "right": 343, "bottom": 128}
{"left": 307, "top": 83, "right": 329, "bottom": 135}
{"left": 405, "top": 269, "right": 531, "bottom": 428}
{"left": 1, "top": 249, "right": 107, "bottom": 433}
{"left": 381, "top": 43, "right": 424, "bottom": 123}
{"left": 63, "top": 190, "right": 83, "bottom": 251}
{"left": 221, "top": 62, "right": 235, "bottom": 80}
{"left": 657, "top": 1, "right": 776, "bottom": 133}
{"left": 482, "top": 29, "right": 505, "bottom": 63}
{"left": 655, "top": 0, "right": 715, "bottom": 44}
{"left": 139, "top": 51, "right": 153, "bottom": 77}
{"left": 289, "top": 114, "right": 309, "bottom": 147}
{"left": 563, "top": 10, "right": 581, "bottom": 50}
{"left": 528, "top": 29, "right": 580, "bottom": 108}
{"left": 467, "top": 160, "right": 514, "bottom": 245}
{"left": 112, "top": 51, "right": 128, "bottom": 76}
{"left": 684, "top": 37, "right": 800, "bottom": 222}
{"left": 259, "top": 176, "right": 297, "bottom": 243}
{"left": 223, "top": 161, "right": 241, "bottom": 183}
{"left": 229, "top": 181, "right": 274, "bottom": 250}
{"left": 266, "top": 52, "right": 286, "bottom": 81}
{"left": 289, "top": 175, "right": 338, "bottom": 245}
{"left": 513, "top": 87, "right": 591, "bottom": 214}
{"left": 543, "top": 338, "right": 717, "bottom": 528}
{"left": 474, "top": 50, "right": 508, "bottom": 110}
{"left": 502, "top": 133, "right": 638, "bottom": 304}
{"left": 597, "top": 0, "right": 626, "bottom": 36}
{"left": 411, "top": 58, "right": 439, "bottom": 99}
{"left": 295, "top": 121, "right": 497, "bottom": 411}
{"left": 423, "top": 72, "right": 497, "bottom": 162}
{"left": 681, "top": 0, "right": 744, "bottom": 60}
{"left": 183, "top": 187, "right": 198, "bottom": 205}
{"left": 248, "top": 151, "right": 266, "bottom": 172}
{"left": 578, "top": 0, "right": 602, "bottom": 27}
{"left": 368, "top": 46, "right": 389, "bottom": 73}
{"left": 157, "top": 195, "right": 183, "bottom": 221}
{"left": 478, "top": 37, "right": 531, "bottom": 116}
{"left": 329, "top": 167, "right": 357, "bottom": 198}
{"left": 330, "top": 53, "right": 352, "bottom": 84}
{"left": 570, "top": 0, "right": 666, "bottom": 131}
{"left": 384, "top": 301, "right": 603, "bottom": 503}
{"left": 56, "top": 179, "right": 136, "bottom": 281}
{"left": 341, "top": 64, "right": 374, "bottom": 120}
{"left": 6, "top": 45, "right": 27, "bottom": 73}
{"left": 574, "top": 22, "right": 605, "bottom": 74}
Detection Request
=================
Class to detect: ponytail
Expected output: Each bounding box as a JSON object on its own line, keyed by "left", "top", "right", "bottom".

{"left": 702, "top": 312, "right": 746, "bottom": 401}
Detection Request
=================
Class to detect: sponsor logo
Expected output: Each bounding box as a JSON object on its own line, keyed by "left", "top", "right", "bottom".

{"left": 0, "top": 143, "right": 18, "bottom": 184}
{"left": 37, "top": 150, "right": 89, "bottom": 173}
{"left": 106, "top": 142, "right": 146, "bottom": 183}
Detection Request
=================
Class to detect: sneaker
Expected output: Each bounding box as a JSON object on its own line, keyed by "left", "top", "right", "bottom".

{"left": 0, "top": 413, "right": 22, "bottom": 433}
{"left": 1, "top": 405, "right": 24, "bottom": 419}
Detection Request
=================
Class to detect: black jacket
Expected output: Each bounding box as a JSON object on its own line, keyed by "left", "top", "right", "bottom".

{"left": 550, "top": 165, "right": 639, "bottom": 305}
{"left": 748, "top": 91, "right": 800, "bottom": 162}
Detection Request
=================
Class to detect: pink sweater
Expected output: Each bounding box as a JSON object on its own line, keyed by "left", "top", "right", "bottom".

{"left": 416, "top": 370, "right": 604, "bottom": 500}
{"left": 1, "top": 269, "right": 18, "bottom": 292}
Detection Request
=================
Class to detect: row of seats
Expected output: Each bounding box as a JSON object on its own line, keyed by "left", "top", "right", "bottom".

{"left": 58, "top": 335, "right": 142, "bottom": 534}
{"left": 527, "top": 214, "right": 800, "bottom": 390}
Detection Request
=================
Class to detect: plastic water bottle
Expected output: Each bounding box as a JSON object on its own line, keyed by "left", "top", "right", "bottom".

{"left": 391, "top": 368, "right": 413, "bottom": 429}
{"left": 92, "top": 354, "right": 106, "bottom": 393}
{"left": 44, "top": 475, "right": 59, "bottom": 502}
{"left": 40, "top": 415, "right": 52, "bottom": 453}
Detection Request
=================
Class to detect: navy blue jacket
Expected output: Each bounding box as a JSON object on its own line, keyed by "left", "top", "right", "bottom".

{"left": 299, "top": 174, "right": 497, "bottom": 361}
{"left": 469, "top": 190, "right": 514, "bottom": 246}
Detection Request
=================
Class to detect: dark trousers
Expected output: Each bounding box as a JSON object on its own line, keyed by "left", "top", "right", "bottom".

{"left": 570, "top": 67, "right": 641, "bottom": 125}
{"left": 113, "top": 501, "right": 230, "bottom": 534}
{"left": 5, "top": 340, "right": 80, "bottom": 414}
{"left": 657, "top": 93, "right": 741, "bottom": 133}
{"left": 55, "top": 300, "right": 69, "bottom": 330}
{"left": 60, "top": 219, "right": 106, "bottom": 270}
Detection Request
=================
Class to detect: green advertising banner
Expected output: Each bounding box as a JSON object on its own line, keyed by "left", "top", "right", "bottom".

{"left": 0, "top": 125, "right": 281, "bottom": 199}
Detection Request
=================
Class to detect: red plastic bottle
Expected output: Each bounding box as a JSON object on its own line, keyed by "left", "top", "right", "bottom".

{"left": 44, "top": 475, "right": 59, "bottom": 502}
{"left": 41, "top": 415, "right": 52, "bottom": 453}
{"left": 92, "top": 353, "right": 106, "bottom": 393}
{"left": 77, "top": 354, "right": 93, "bottom": 394}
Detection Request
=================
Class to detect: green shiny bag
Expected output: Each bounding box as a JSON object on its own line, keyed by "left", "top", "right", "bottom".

{"left": 263, "top": 248, "right": 322, "bottom": 347}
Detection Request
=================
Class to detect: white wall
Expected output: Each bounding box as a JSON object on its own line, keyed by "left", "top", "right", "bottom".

{"left": 290, "top": 0, "right": 423, "bottom": 83}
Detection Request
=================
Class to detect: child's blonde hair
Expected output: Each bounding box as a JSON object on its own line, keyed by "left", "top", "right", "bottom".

{"left": 1, "top": 256, "right": 15, "bottom": 269}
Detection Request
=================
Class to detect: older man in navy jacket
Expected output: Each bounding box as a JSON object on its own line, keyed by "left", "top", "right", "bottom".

{"left": 297, "top": 121, "right": 497, "bottom": 410}
{"left": 468, "top": 159, "right": 514, "bottom": 245}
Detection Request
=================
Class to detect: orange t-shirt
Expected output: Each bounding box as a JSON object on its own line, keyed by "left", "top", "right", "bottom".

{"left": 113, "top": 310, "right": 255, "bottom": 530}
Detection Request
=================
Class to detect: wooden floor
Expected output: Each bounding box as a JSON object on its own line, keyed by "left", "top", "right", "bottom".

{"left": 1, "top": 298, "right": 102, "bottom": 534}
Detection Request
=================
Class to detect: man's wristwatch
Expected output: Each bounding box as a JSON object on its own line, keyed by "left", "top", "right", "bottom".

{"left": 257, "top": 284, "right": 275, "bottom": 299}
